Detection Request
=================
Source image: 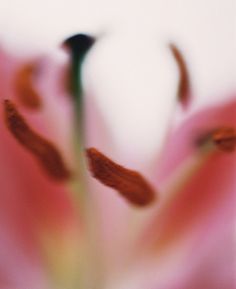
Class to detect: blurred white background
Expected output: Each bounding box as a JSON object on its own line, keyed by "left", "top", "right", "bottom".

{"left": 0, "top": 0, "right": 235, "bottom": 161}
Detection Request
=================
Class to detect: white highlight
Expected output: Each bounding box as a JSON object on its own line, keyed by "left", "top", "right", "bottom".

{"left": 0, "top": 0, "right": 235, "bottom": 162}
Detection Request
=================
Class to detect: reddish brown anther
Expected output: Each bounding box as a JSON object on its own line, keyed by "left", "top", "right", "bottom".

{"left": 15, "top": 62, "right": 42, "bottom": 109}
{"left": 86, "top": 148, "right": 156, "bottom": 207}
{"left": 4, "top": 99, "right": 71, "bottom": 181}
{"left": 170, "top": 43, "right": 191, "bottom": 108}
{"left": 213, "top": 127, "right": 236, "bottom": 152}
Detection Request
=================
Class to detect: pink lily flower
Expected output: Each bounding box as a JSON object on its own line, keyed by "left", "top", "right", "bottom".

{"left": 0, "top": 34, "right": 235, "bottom": 289}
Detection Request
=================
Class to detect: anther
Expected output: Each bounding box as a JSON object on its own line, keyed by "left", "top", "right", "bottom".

{"left": 197, "top": 127, "right": 236, "bottom": 152}
{"left": 86, "top": 148, "right": 156, "bottom": 207}
{"left": 170, "top": 43, "right": 191, "bottom": 108}
{"left": 213, "top": 127, "right": 236, "bottom": 152}
{"left": 14, "top": 62, "right": 42, "bottom": 109}
{"left": 4, "top": 99, "right": 71, "bottom": 181}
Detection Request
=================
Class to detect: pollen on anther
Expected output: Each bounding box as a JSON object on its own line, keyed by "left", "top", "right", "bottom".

{"left": 3, "top": 99, "right": 71, "bottom": 181}
{"left": 170, "top": 43, "right": 191, "bottom": 108}
{"left": 86, "top": 148, "right": 157, "bottom": 207}
{"left": 196, "top": 126, "right": 236, "bottom": 153}
{"left": 15, "top": 62, "right": 42, "bottom": 109}
{"left": 213, "top": 127, "right": 236, "bottom": 152}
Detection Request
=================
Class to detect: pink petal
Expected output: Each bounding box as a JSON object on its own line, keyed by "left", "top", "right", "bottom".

{"left": 0, "top": 47, "right": 81, "bottom": 287}
{"left": 133, "top": 97, "right": 236, "bottom": 288}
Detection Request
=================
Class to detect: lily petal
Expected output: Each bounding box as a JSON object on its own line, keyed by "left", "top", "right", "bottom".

{"left": 0, "top": 47, "right": 82, "bottom": 288}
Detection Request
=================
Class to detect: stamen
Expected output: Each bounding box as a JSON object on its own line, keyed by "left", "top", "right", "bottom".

{"left": 15, "top": 62, "right": 42, "bottom": 109}
{"left": 213, "top": 127, "right": 236, "bottom": 152}
{"left": 86, "top": 148, "right": 156, "bottom": 207}
{"left": 3, "top": 99, "right": 71, "bottom": 181}
{"left": 170, "top": 43, "right": 191, "bottom": 108}
{"left": 197, "top": 127, "right": 236, "bottom": 152}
